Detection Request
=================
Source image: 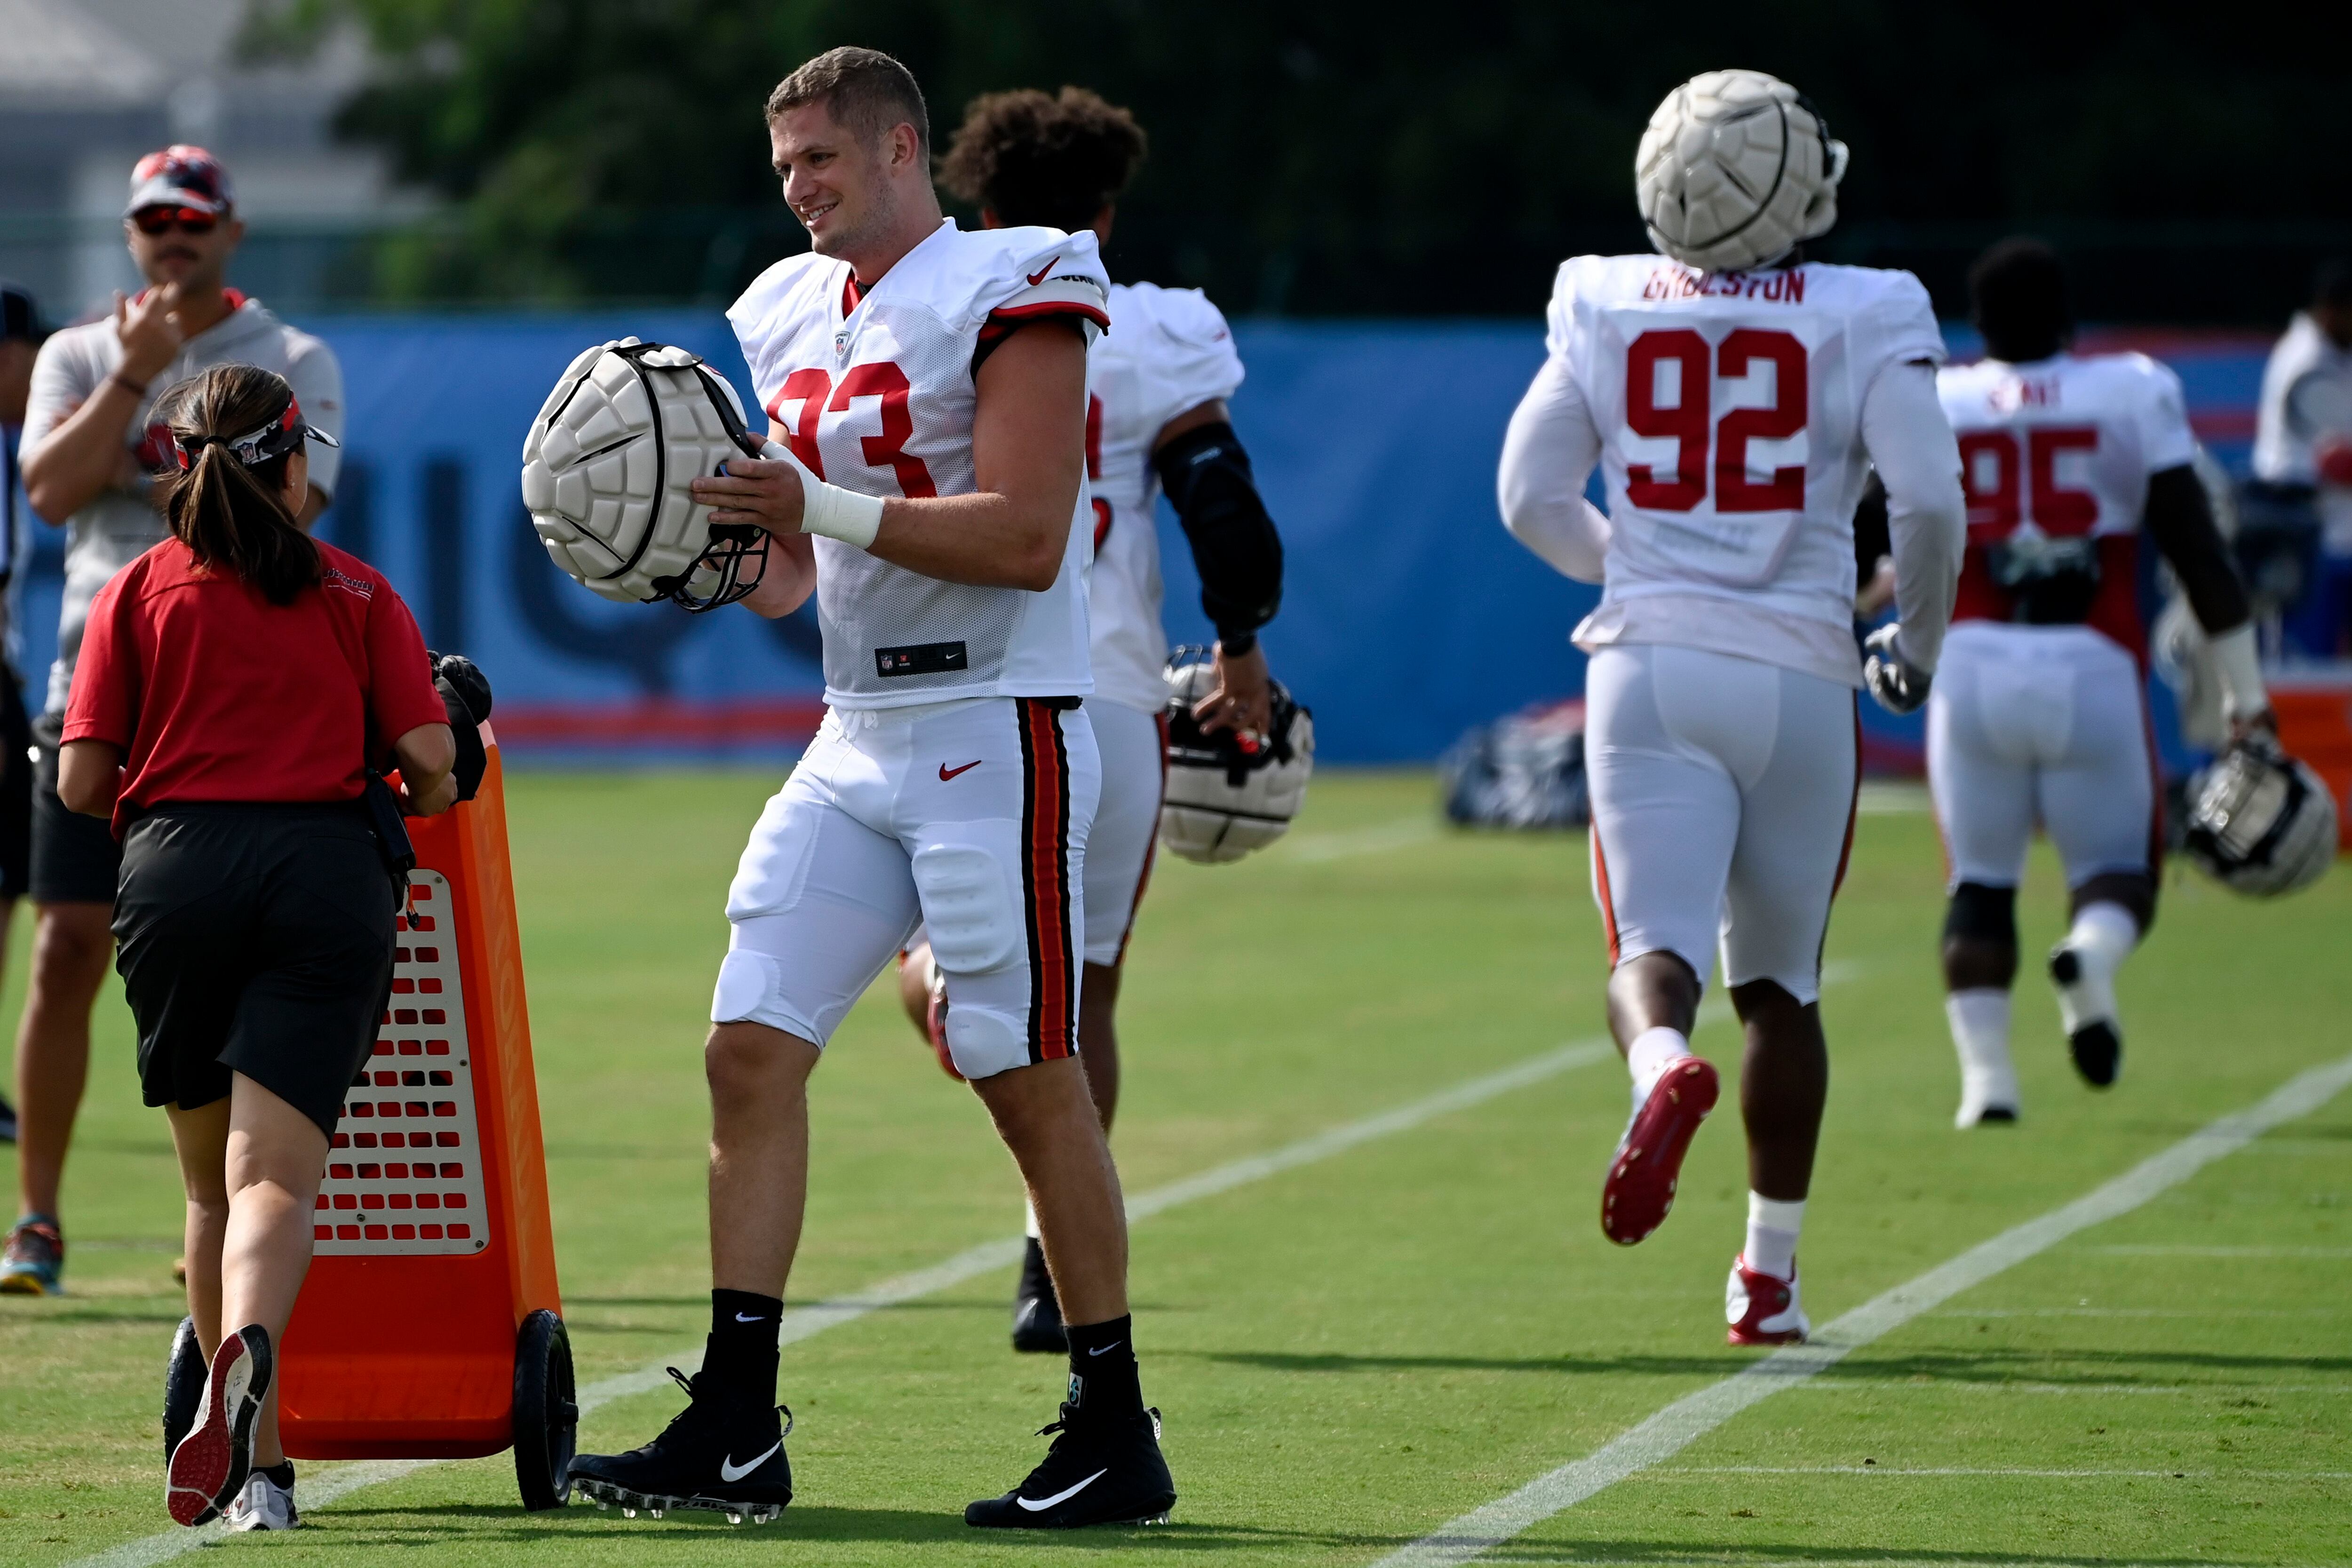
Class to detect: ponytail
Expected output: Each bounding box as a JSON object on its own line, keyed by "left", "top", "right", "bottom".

{"left": 155, "top": 365, "right": 325, "bottom": 606}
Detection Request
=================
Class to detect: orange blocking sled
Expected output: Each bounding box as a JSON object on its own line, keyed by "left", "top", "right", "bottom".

{"left": 276, "top": 732, "right": 578, "bottom": 1508}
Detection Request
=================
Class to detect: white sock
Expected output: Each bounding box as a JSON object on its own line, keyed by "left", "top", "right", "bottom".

{"left": 1744, "top": 1194, "right": 1804, "bottom": 1281}
{"left": 2055, "top": 901, "right": 2137, "bottom": 1032}
{"left": 1947, "top": 988, "right": 2019, "bottom": 1124}
{"left": 1626, "top": 1026, "right": 1693, "bottom": 1104}
{"left": 1023, "top": 1198, "right": 1040, "bottom": 1241}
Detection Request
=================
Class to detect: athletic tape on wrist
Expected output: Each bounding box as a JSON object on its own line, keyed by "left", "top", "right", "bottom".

{"left": 753, "top": 438, "right": 883, "bottom": 550}
{"left": 799, "top": 478, "right": 884, "bottom": 549}
{"left": 2209, "top": 623, "right": 2267, "bottom": 720}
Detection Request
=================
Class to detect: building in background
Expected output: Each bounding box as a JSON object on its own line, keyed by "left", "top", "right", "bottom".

{"left": 0, "top": 0, "right": 430, "bottom": 321}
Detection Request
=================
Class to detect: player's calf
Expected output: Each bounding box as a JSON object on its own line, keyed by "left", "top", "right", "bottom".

{"left": 2049, "top": 880, "right": 2146, "bottom": 1089}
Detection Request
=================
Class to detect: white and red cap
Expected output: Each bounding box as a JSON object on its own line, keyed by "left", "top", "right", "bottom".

{"left": 125, "top": 145, "right": 235, "bottom": 218}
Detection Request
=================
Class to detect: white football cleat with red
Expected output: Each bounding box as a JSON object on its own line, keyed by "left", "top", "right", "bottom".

{"left": 1725, "top": 1256, "right": 1808, "bottom": 1346}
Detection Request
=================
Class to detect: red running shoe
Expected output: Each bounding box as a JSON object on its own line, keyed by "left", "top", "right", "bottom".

{"left": 1600, "top": 1057, "right": 1719, "bottom": 1245}
{"left": 167, "top": 1325, "right": 271, "bottom": 1527}
{"left": 1725, "top": 1256, "right": 1809, "bottom": 1346}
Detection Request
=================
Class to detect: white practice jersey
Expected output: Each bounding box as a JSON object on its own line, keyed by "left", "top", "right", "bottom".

{"left": 1548, "top": 255, "right": 1946, "bottom": 684}
{"left": 728, "top": 219, "right": 1110, "bottom": 708}
{"left": 1087, "top": 281, "right": 1246, "bottom": 714}
{"left": 1937, "top": 351, "right": 2197, "bottom": 660}
{"left": 2252, "top": 311, "right": 2352, "bottom": 550}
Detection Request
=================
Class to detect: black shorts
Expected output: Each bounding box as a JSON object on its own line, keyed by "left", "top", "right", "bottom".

{"left": 115, "top": 803, "right": 397, "bottom": 1136}
{"left": 32, "top": 710, "right": 122, "bottom": 905}
{"left": 0, "top": 677, "right": 30, "bottom": 901}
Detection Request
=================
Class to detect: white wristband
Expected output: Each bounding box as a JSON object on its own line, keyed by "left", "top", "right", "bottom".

{"left": 755, "top": 438, "right": 883, "bottom": 550}
{"left": 2209, "top": 623, "right": 2268, "bottom": 721}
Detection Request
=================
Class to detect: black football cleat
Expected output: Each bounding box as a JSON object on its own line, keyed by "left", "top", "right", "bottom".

{"left": 1011, "top": 1237, "right": 1067, "bottom": 1354}
{"left": 2049, "top": 947, "right": 2123, "bottom": 1088}
{"left": 966, "top": 1400, "right": 1175, "bottom": 1529}
{"left": 567, "top": 1368, "right": 792, "bottom": 1525}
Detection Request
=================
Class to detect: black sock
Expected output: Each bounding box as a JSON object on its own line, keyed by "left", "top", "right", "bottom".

{"left": 261, "top": 1462, "right": 295, "bottom": 1489}
{"left": 704, "top": 1289, "right": 783, "bottom": 1406}
{"left": 1064, "top": 1313, "right": 1142, "bottom": 1415}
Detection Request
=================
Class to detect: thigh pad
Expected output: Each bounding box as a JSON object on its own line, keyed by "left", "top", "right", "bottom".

{"left": 911, "top": 838, "right": 1021, "bottom": 975}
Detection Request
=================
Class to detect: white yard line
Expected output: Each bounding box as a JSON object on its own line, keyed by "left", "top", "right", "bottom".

{"left": 68, "top": 1025, "right": 1645, "bottom": 1567}
{"left": 1657, "top": 1464, "right": 2352, "bottom": 1480}
{"left": 1368, "top": 1050, "right": 2352, "bottom": 1568}
{"left": 1790, "top": 1377, "right": 2351, "bottom": 1398}
{"left": 2092, "top": 1244, "right": 2352, "bottom": 1258}
{"left": 1276, "top": 817, "right": 1442, "bottom": 863}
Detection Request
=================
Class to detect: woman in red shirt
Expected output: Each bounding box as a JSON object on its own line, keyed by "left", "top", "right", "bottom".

{"left": 59, "top": 364, "right": 454, "bottom": 1531}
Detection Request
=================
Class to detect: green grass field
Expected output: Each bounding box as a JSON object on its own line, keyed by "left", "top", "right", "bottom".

{"left": 1, "top": 768, "right": 2347, "bottom": 1567}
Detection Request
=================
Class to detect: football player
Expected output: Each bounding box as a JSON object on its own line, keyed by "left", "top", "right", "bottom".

{"left": 897, "top": 87, "right": 1284, "bottom": 1354}
{"left": 1497, "top": 70, "right": 1966, "bottom": 1345}
{"left": 1930, "top": 239, "right": 2271, "bottom": 1126}
{"left": 564, "top": 49, "right": 1176, "bottom": 1529}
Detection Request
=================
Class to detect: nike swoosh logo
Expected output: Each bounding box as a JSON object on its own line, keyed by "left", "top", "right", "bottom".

{"left": 734, "top": 1312, "right": 768, "bottom": 1323}
{"left": 1016, "top": 1468, "right": 1107, "bottom": 1511}
{"left": 720, "top": 1441, "right": 781, "bottom": 1483}
{"left": 938, "top": 760, "right": 981, "bottom": 780}
{"left": 1087, "top": 1342, "right": 1123, "bottom": 1356}
{"left": 1026, "top": 256, "right": 1060, "bottom": 287}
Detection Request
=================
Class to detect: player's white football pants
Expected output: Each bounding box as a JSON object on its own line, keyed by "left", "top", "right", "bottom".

{"left": 1585, "top": 644, "right": 1859, "bottom": 1003}
{"left": 1081, "top": 698, "right": 1168, "bottom": 968}
{"left": 715, "top": 695, "right": 1098, "bottom": 1079}
{"left": 1928, "top": 622, "right": 2157, "bottom": 892}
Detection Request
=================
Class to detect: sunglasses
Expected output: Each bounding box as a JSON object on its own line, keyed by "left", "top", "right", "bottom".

{"left": 132, "top": 207, "right": 218, "bottom": 237}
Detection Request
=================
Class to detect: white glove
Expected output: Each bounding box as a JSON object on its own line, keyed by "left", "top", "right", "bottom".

{"left": 1863, "top": 622, "right": 1932, "bottom": 715}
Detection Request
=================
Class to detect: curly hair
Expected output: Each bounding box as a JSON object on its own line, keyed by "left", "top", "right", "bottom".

{"left": 937, "top": 87, "right": 1147, "bottom": 234}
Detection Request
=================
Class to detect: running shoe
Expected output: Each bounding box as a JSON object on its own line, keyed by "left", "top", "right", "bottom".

{"left": 0, "top": 1215, "right": 64, "bottom": 1295}
{"left": 2049, "top": 944, "right": 2122, "bottom": 1087}
{"left": 1010, "top": 1235, "right": 1067, "bottom": 1354}
{"left": 568, "top": 1368, "right": 792, "bottom": 1524}
{"left": 221, "top": 1464, "right": 301, "bottom": 1531}
{"left": 167, "top": 1324, "right": 271, "bottom": 1527}
{"left": 1725, "top": 1256, "right": 1809, "bottom": 1346}
{"left": 966, "top": 1399, "right": 1175, "bottom": 1528}
{"left": 1600, "top": 1057, "right": 1719, "bottom": 1245}
{"left": 164, "top": 1317, "right": 205, "bottom": 1460}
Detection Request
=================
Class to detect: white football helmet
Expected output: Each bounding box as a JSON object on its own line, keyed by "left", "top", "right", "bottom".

{"left": 1637, "top": 69, "right": 1848, "bottom": 273}
{"left": 2182, "top": 738, "right": 2338, "bottom": 897}
{"left": 520, "top": 338, "right": 767, "bottom": 611}
{"left": 1158, "top": 648, "right": 1314, "bottom": 865}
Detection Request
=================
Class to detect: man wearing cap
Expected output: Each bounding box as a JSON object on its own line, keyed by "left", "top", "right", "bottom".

{"left": 0, "top": 281, "right": 43, "bottom": 1150}
{"left": 3, "top": 149, "right": 344, "bottom": 1295}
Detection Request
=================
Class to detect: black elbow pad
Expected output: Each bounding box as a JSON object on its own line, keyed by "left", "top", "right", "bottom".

{"left": 1153, "top": 421, "right": 1283, "bottom": 643}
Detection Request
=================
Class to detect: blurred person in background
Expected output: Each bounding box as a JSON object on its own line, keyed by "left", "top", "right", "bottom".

{"left": 2253, "top": 258, "right": 2352, "bottom": 659}
{"left": 3, "top": 148, "right": 344, "bottom": 1295}
{"left": 61, "top": 364, "right": 450, "bottom": 1529}
{"left": 0, "top": 283, "right": 43, "bottom": 1146}
{"left": 906, "top": 86, "right": 1286, "bottom": 1354}
{"left": 1930, "top": 239, "right": 2270, "bottom": 1128}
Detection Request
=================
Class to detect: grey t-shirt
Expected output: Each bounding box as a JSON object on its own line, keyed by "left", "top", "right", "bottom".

{"left": 22, "top": 296, "right": 343, "bottom": 713}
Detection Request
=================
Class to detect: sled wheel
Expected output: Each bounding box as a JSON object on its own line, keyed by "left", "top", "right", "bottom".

{"left": 163, "top": 1315, "right": 204, "bottom": 1461}
{"left": 512, "top": 1309, "right": 578, "bottom": 1510}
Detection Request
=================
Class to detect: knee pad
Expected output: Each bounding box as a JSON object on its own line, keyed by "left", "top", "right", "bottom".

{"left": 911, "top": 841, "right": 1020, "bottom": 976}
{"left": 943, "top": 1002, "right": 1030, "bottom": 1081}
{"left": 1943, "top": 882, "right": 2017, "bottom": 946}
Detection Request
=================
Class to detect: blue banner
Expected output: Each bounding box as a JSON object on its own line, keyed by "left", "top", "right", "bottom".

{"left": 11, "top": 312, "right": 2268, "bottom": 766}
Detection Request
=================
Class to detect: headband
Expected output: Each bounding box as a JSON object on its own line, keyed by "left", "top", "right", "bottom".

{"left": 171, "top": 395, "right": 340, "bottom": 473}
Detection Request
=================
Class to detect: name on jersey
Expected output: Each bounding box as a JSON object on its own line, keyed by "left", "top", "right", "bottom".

{"left": 1642, "top": 265, "right": 1807, "bottom": 304}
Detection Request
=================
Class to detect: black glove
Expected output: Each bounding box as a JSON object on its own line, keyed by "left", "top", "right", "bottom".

{"left": 1862, "top": 623, "right": 1932, "bottom": 715}
{"left": 426, "top": 650, "right": 493, "bottom": 800}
